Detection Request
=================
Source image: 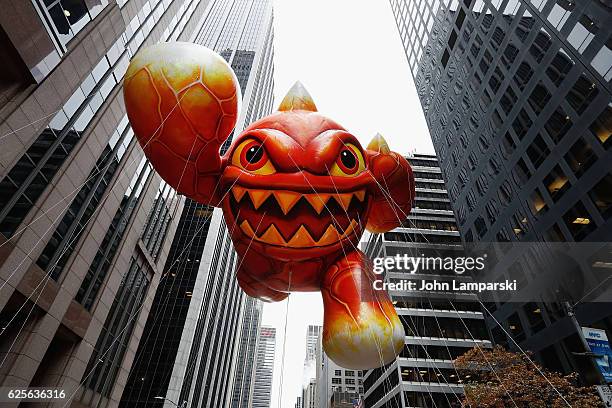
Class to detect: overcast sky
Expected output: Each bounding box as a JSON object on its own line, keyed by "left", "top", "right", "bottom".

{"left": 262, "top": 1, "right": 433, "bottom": 407}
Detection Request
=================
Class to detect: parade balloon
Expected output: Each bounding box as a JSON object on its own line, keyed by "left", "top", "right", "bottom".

{"left": 123, "top": 42, "right": 415, "bottom": 369}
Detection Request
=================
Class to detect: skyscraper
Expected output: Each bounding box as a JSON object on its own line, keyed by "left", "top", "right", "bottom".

{"left": 302, "top": 325, "right": 321, "bottom": 408}
{"left": 252, "top": 326, "right": 276, "bottom": 408}
{"left": 390, "top": 0, "right": 612, "bottom": 382}
{"left": 316, "top": 330, "right": 364, "bottom": 408}
{"left": 121, "top": 0, "right": 274, "bottom": 407}
{"left": 362, "top": 153, "right": 492, "bottom": 408}
{"left": 231, "top": 297, "right": 264, "bottom": 408}
{"left": 0, "top": 1, "right": 206, "bottom": 406}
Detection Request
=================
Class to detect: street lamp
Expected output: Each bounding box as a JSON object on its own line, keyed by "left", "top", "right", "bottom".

{"left": 154, "top": 396, "right": 188, "bottom": 408}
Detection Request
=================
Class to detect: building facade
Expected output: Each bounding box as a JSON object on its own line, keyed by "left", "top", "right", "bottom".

{"left": 316, "top": 329, "right": 364, "bottom": 408}
{"left": 362, "top": 154, "right": 492, "bottom": 408}
{"left": 301, "top": 325, "right": 321, "bottom": 408}
{"left": 390, "top": 0, "right": 612, "bottom": 384}
{"left": 231, "top": 297, "right": 264, "bottom": 408}
{"left": 121, "top": 0, "right": 275, "bottom": 407}
{"left": 0, "top": 0, "right": 220, "bottom": 406}
{"left": 252, "top": 326, "right": 276, "bottom": 408}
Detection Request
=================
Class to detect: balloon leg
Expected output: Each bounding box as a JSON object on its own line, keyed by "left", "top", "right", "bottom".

{"left": 237, "top": 266, "right": 289, "bottom": 302}
{"left": 321, "top": 250, "right": 404, "bottom": 369}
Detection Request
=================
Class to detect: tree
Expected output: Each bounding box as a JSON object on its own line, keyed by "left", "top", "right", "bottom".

{"left": 453, "top": 346, "right": 603, "bottom": 408}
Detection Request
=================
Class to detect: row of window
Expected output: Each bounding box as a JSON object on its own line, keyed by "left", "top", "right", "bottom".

{"left": 0, "top": 0, "right": 184, "bottom": 238}
{"left": 36, "top": 119, "right": 133, "bottom": 280}
{"left": 79, "top": 257, "right": 150, "bottom": 405}
{"left": 75, "top": 159, "right": 152, "bottom": 310}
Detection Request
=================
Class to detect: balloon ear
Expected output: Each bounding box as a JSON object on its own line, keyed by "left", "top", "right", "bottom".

{"left": 367, "top": 133, "right": 390, "bottom": 154}
{"left": 278, "top": 81, "right": 317, "bottom": 112}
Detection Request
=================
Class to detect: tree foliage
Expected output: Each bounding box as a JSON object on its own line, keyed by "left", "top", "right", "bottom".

{"left": 454, "top": 346, "right": 603, "bottom": 408}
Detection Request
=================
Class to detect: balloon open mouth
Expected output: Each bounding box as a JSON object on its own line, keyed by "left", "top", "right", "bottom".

{"left": 229, "top": 186, "right": 367, "bottom": 248}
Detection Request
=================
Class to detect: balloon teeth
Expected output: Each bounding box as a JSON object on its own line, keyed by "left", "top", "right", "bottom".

{"left": 240, "top": 220, "right": 255, "bottom": 238}
{"left": 334, "top": 193, "right": 353, "bottom": 211}
{"left": 248, "top": 190, "right": 271, "bottom": 209}
{"left": 304, "top": 194, "right": 331, "bottom": 214}
{"left": 272, "top": 191, "right": 301, "bottom": 215}
{"left": 287, "top": 225, "right": 317, "bottom": 247}
{"left": 232, "top": 186, "right": 247, "bottom": 202}
{"left": 354, "top": 190, "right": 365, "bottom": 202}
{"left": 341, "top": 219, "right": 358, "bottom": 238}
{"left": 259, "top": 224, "right": 285, "bottom": 245}
{"left": 317, "top": 224, "right": 341, "bottom": 245}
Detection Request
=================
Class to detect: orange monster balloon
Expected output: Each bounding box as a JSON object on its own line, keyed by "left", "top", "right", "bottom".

{"left": 123, "top": 42, "right": 415, "bottom": 369}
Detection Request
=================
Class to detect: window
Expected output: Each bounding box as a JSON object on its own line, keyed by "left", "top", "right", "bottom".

{"left": 544, "top": 108, "right": 572, "bottom": 143}
{"left": 546, "top": 50, "right": 574, "bottom": 86}
{"left": 589, "top": 105, "right": 611, "bottom": 148}
{"left": 545, "top": 223, "right": 566, "bottom": 242}
{"left": 529, "top": 29, "right": 552, "bottom": 62}
{"left": 79, "top": 258, "right": 149, "bottom": 401}
{"left": 514, "top": 62, "right": 533, "bottom": 91}
{"left": 526, "top": 134, "right": 550, "bottom": 168}
{"left": 547, "top": 1, "right": 574, "bottom": 30}
{"left": 514, "top": 158, "right": 532, "bottom": 183}
{"left": 591, "top": 37, "right": 612, "bottom": 81}
{"left": 544, "top": 165, "right": 570, "bottom": 202}
{"left": 507, "top": 312, "right": 525, "bottom": 341}
{"left": 563, "top": 200, "right": 596, "bottom": 241}
{"left": 567, "top": 75, "right": 599, "bottom": 114}
{"left": 346, "top": 378, "right": 355, "bottom": 385}
{"left": 589, "top": 173, "right": 612, "bottom": 220}
{"left": 523, "top": 302, "right": 545, "bottom": 332}
{"left": 332, "top": 378, "right": 341, "bottom": 384}
{"left": 512, "top": 109, "right": 533, "bottom": 141}
{"left": 565, "top": 137, "right": 596, "bottom": 177}
{"left": 38, "top": 0, "right": 109, "bottom": 47}
{"left": 334, "top": 370, "right": 342, "bottom": 376}
{"left": 345, "top": 370, "right": 355, "bottom": 376}
{"left": 529, "top": 189, "right": 548, "bottom": 215}
{"left": 500, "top": 86, "right": 518, "bottom": 114}
{"left": 567, "top": 13, "right": 597, "bottom": 53}
{"left": 528, "top": 83, "right": 551, "bottom": 114}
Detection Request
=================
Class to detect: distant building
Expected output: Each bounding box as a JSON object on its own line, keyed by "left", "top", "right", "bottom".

{"left": 302, "top": 325, "right": 322, "bottom": 408}
{"left": 252, "top": 326, "right": 277, "bottom": 408}
{"left": 231, "top": 298, "right": 264, "bottom": 408}
{"left": 316, "top": 330, "right": 364, "bottom": 408}
{"left": 362, "top": 153, "right": 491, "bottom": 408}
{"left": 303, "top": 378, "right": 317, "bottom": 408}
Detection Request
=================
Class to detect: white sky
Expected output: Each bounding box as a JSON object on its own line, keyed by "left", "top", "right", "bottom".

{"left": 263, "top": 1, "right": 433, "bottom": 407}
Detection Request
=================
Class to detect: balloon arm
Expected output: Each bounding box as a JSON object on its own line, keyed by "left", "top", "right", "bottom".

{"left": 365, "top": 150, "right": 415, "bottom": 233}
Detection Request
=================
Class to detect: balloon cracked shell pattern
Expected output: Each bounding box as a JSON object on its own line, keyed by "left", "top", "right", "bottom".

{"left": 123, "top": 42, "right": 240, "bottom": 201}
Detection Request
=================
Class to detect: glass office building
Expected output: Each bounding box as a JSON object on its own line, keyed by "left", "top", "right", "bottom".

{"left": 362, "top": 154, "right": 491, "bottom": 408}
{"left": 252, "top": 326, "right": 276, "bottom": 408}
{"left": 121, "top": 0, "right": 274, "bottom": 407}
{"left": 0, "top": 0, "right": 207, "bottom": 406}
{"left": 389, "top": 0, "right": 612, "bottom": 385}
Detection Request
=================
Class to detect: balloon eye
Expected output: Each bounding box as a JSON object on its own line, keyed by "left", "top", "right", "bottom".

{"left": 245, "top": 145, "right": 264, "bottom": 164}
{"left": 336, "top": 148, "right": 359, "bottom": 175}
{"left": 330, "top": 143, "right": 366, "bottom": 177}
{"left": 240, "top": 141, "right": 267, "bottom": 170}
{"left": 340, "top": 149, "right": 357, "bottom": 170}
{"left": 232, "top": 139, "right": 276, "bottom": 175}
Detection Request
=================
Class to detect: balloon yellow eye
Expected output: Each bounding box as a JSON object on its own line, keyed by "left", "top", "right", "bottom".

{"left": 330, "top": 143, "right": 366, "bottom": 177}
{"left": 231, "top": 139, "right": 276, "bottom": 175}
